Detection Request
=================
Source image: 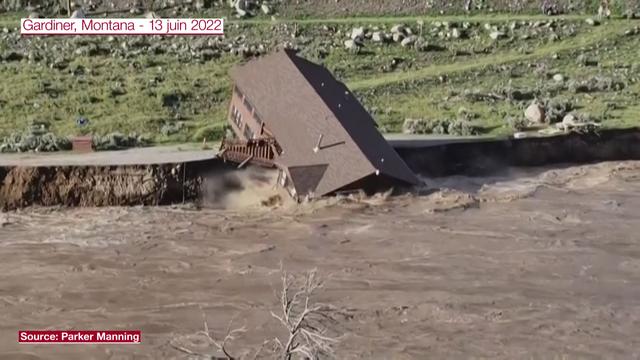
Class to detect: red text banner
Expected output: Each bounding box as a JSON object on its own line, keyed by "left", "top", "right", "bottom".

{"left": 18, "top": 330, "right": 141, "bottom": 344}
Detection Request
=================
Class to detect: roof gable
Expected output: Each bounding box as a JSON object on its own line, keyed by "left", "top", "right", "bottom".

{"left": 288, "top": 164, "right": 328, "bottom": 196}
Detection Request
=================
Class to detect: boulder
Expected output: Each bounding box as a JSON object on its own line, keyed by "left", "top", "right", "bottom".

{"left": 344, "top": 39, "right": 360, "bottom": 51}
{"left": 70, "top": 9, "right": 85, "bottom": 18}
{"left": 144, "top": 11, "right": 159, "bottom": 18}
{"left": 585, "top": 18, "right": 600, "bottom": 26}
{"left": 562, "top": 113, "right": 577, "bottom": 128}
{"left": 261, "top": 3, "right": 271, "bottom": 14}
{"left": 489, "top": 31, "right": 506, "bottom": 40}
{"left": 234, "top": 0, "right": 252, "bottom": 17}
{"left": 392, "top": 32, "right": 405, "bottom": 43}
{"left": 391, "top": 24, "right": 406, "bottom": 34}
{"left": 350, "top": 27, "right": 365, "bottom": 41}
{"left": 400, "top": 35, "right": 417, "bottom": 47}
{"left": 371, "top": 31, "right": 386, "bottom": 42}
{"left": 524, "top": 103, "right": 546, "bottom": 124}
{"left": 552, "top": 73, "right": 565, "bottom": 82}
{"left": 28, "top": 12, "right": 41, "bottom": 19}
{"left": 235, "top": 6, "right": 247, "bottom": 17}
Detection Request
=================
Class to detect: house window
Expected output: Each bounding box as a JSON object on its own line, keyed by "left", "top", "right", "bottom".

{"left": 231, "top": 105, "right": 242, "bottom": 128}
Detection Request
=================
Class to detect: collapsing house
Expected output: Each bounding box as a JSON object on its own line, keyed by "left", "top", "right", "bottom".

{"left": 219, "top": 49, "right": 420, "bottom": 200}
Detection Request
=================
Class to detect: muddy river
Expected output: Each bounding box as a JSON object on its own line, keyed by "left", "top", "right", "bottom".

{"left": 1, "top": 161, "right": 639, "bottom": 359}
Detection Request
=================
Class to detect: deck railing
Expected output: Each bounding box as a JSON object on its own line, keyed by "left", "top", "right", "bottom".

{"left": 219, "top": 137, "right": 278, "bottom": 168}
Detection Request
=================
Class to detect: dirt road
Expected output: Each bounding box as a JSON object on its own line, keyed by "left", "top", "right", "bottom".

{"left": 1, "top": 161, "right": 639, "bottom": 359}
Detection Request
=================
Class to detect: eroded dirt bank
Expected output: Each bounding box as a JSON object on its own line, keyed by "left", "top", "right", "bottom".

{"left": 398, "top": 128, "right": 640, "bottom": 176}
{"left": 0, "top": 129, "right": 638, "bottom": 210}
{"left": 0, "top": 161, "right": 639, "bottom": 359}
{"left": 0, "top": 160, "right": 236, "bottom": 210}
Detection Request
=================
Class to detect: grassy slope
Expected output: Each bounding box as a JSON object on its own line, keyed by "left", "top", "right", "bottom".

{"left": 348, "top": 20, "right": 630, "bottom": 90}
{"left": 0, "top": 13, "right": 638, "bottom": 142}
{"left": 0, "top": 55, "right": 237, "bottom": 142}
{"left": 236, "top": 14, "right": 591, "bottom": 24}
{"left": 346, "top": 19, "right": 640, "bottom": 135}
{"left": 0, "top": 11, "right": 591, "bottom": 24}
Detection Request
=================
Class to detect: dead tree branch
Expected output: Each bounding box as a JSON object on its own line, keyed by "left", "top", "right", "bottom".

{"left": 169, "top": 268, "right": 340, "bottom": 359}
{"left": 271, "top": 267, "right": 339, "bottom": 360}
{"left": 169, "top": 310, "right": 246, "bottom": 360}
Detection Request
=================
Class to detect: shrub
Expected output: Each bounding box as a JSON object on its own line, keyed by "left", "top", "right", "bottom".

{"left": 192, "top": 123, "right": 229, "bottom": 142}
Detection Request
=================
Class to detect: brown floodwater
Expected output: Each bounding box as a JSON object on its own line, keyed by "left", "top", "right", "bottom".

{"left": 1, "top": 161, "right": 639, "bottom": 359}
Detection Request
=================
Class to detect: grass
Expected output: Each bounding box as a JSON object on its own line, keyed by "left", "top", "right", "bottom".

{"left": 0, "top": 54, "right": 236, "bottom": 141}
{"left": 232, "top": 13, "right": 593, "bottom": 25}
{"left": 0, "top": 13, "right": 639, "bottom": 143}
{"left": 347, "top": 20, "right": 632, "bottom": 90}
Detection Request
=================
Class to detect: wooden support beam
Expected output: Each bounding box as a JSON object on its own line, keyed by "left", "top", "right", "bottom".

{"left": 238, "top": 155, "right": 254, "bottom": 169}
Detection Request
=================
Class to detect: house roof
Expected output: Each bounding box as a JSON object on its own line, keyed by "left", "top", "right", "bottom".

{"left": 230, "top": 49, "right": 419, "bottom": 196}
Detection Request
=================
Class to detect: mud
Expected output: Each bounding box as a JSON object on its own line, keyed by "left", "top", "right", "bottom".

{"left": 0, "top": 164, "right": 191, "bottom": 210}
{"left": 1, "top": 160, "right": 640, "bottom": 359}
{"left": 0, "top": 160, "right": 266, "bottom": 210}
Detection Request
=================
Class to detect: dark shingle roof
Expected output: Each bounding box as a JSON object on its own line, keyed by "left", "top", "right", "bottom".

{"left": 230, "top": 50, "right": 419, "bottom": 196}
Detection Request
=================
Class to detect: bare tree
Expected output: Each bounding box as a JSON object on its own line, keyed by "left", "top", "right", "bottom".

{"left": 170, "top": 310, "right": 248, "bottom": 360}
{"left": 169, "top": 268, "right": 340, "bottom": 359}
{"left": 270, "top": 268, "right": 339, "bottom": 360}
